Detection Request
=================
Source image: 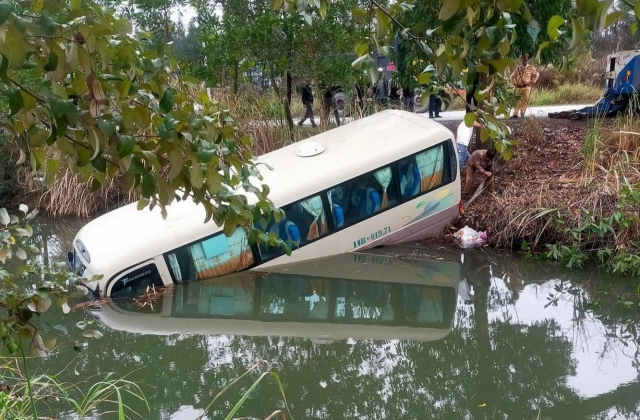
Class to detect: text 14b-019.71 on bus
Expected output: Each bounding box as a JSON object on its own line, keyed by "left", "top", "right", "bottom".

{"left": 68, "top": 110, "right": 461, "bottom": 298}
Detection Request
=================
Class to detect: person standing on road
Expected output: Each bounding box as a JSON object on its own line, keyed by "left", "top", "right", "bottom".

{"left": 429, "top": 88, "right": 445, "bottom": 118}
{"left": 402, "top": 85, "right": 415, "bottom": 112}
{"left": 298, "top": 80, "right": 317, "bottom": 128}
{"left": 509, "top": 54, "right": 539, "bottom": 118}
{"left": 456, "top": 120, "right": 483, "bottom": 170}
{"left": 463, "top": 149, "right": 496, "bottom": 195}
{"left": 322, "top": 83, "right": 341, "bottom": 127}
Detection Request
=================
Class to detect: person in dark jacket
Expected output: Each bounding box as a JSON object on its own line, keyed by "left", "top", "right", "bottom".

{"left": 298, "top": 80, "right": 316, "bottom": 127}
{"left": 402, "top": 86, "right": 415, "bottom": 112}
{"left": 322, "top": 83, "right": 341, "bottom": 127}
{"left": 429, "top": 89, "right": 444, "bottom": 118}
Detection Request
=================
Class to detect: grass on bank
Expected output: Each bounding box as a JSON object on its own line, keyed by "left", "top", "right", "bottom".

{"left": 449, "top": 82, "right": 604, "bottom": 110}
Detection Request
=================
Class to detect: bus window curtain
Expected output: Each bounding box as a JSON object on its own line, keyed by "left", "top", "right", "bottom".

{"left": 416, "top": 146, "right": 444, "bottom": 192}
{"left": 301, "top": 196, "right": 327, "bottom": 240}
{"left": 167, "top": 253, "right": 182, "bottom": 282}
{"left": 373, "top": 167, "right": 392, "bottom": 209}
{"left": 189, "top": 228, "right": 253, "bottom": 279}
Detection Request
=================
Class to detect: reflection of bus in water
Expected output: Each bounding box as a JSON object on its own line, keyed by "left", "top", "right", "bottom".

{"left": 92, "top": 246, "right": 459, "bottom": 342}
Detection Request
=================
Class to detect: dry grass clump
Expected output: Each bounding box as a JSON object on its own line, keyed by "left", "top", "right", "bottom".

{"left": 20, "top": 167, "right": 138, "bottom": 218}
{"left": 217, "top": 90, "right": 317, "bottom": 156}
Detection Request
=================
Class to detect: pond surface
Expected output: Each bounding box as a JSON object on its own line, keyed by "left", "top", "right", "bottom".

{"left": 33, "top": 220, "right": 640, "bottom": 419}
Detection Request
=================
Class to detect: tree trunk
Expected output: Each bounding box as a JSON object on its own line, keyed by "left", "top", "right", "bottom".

{"left": 284, "top": 70, "right": 294, "bottom": 137}
{"left": 232, "top": 61, "right": 239, "bottom": 94}
{"left": 283, "top": 20, "right": 294, "bottom": 137}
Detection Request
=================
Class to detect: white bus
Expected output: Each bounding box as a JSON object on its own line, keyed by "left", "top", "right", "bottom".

{"left": 69, "top": 110, "right": 461, "bottom": 297}
{"left": 90, "top": 247, "right": 460, "bottom": 342}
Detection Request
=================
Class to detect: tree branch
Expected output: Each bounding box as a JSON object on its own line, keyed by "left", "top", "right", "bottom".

{"left": 368, "top": 0, "right": 434, "bottom": 42}
{"left": 8, "top": 77, "right": 46, "bottom": 102}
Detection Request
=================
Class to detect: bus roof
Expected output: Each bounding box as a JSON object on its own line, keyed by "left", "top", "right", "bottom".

{"left": 74, "top": 110, "right": 453, "bottom": 277}
{"left": 256, "top": 110, "right": 453, "bottom": 205}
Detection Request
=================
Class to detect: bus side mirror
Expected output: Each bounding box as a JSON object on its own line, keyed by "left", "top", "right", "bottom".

{"left": 67, "top": 251, "right": 74, "bottom": 271}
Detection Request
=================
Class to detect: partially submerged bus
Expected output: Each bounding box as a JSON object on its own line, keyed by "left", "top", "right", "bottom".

{"left": 69, "top": 110, "right": 460, "bottom": 297}
{"left": 90, "top": 246, "right": 460, "bottom": 342}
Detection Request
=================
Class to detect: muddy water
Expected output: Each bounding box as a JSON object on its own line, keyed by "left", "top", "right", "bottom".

{"left": 31, "top": 219, "right": 640, "bottom": 419}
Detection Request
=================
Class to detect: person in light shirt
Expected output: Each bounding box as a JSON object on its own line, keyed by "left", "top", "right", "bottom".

{"left": 456, "top": 120, "right": 483, "bottom": 170}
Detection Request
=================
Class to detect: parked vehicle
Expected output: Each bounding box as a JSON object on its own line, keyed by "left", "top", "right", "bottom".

{"left": 549, "top": 50, "right": 640, "bottom": 119}
{"left": 89, "top": 246, "right": 459, "bottom": 342}
{"left": 69, "top": 110, "right": 461, "bottom": 298}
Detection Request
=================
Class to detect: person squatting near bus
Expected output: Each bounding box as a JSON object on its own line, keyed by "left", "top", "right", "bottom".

{"left": 298, "top": 80, "right": 317, "bottom": 128}
{"left": 456, "top": 120, "right": 483, "bottom": 170}
{"left": 463, "top": 148, "right": 496, "bottom": 195}
{"left": 509, "top": 53, "right": 540, "bottom": 118}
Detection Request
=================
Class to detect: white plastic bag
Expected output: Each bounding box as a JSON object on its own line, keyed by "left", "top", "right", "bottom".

{"left": 453, "top": 226, "right": 486, "bottom": 249}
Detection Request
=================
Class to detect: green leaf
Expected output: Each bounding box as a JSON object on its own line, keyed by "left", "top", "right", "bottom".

{"left": 43, "top": 49, "right": 59, "bottom": 72}
{"left": 351, "top": 55, "right": 368, "bottom": 70}
{"left": 577, "top": 0, "right": 598, "bottom": 16}
{"left": 0, "top": 54, "right": 8, "bottom": 83}
{"left": 375, "top": 9, "right": 390, "bottom": 39}
{"left": 223, "top": 219, "right": 237, "bottom": 237}
{"left": 141, "top": 172, "right": 155, "bottom": 197}
{"left": 604, "top": 10, "right": 624, "bottom": 30}
{"left": 8, "top": 87, "right": 23, "bottom": 116}
{"left": 438, "top": 0, "right": 460, "bottom": 21}
{"left": 97, "top": 119, "right": 116, "bottom": 137}
{"left": 417, "top": 72, "right": 432, "bottom": 86}
{"left": 49, "top": 95, "right": 74, "bottom": 119}
{"left": 0, "top": 3, "right": 11, "bottom": 26}
{"left": 16, "top": 247, "right": 27, "bottom": 260}
{"left": 319, "top": 2, "right": 327, "bottom": 18}
{"left": 568, "top": 17, "right": 584, "bottom": 51}
{"left": 159, "top": 89, "right": 174, "bottom": 114}
{"left": 116, "top": 134, "right": 135, "bottom": 157}
{"left": 352, "top": 7, "right": 367, "bottom": 24}
{"left": 206, "top": 165, "right": 222, "bottom": 195}
{"left": 354, "top": 41, "right": 368, "bottom": 57}
{"left": 411, "top": 22, "right": 429, "bottom": 34}
{"left": 521, "top": 4, "right": 532, "bottom": 23}
{"left": 464, "top": 112, "right": 476, "bottom": 128}
{"left": 547, "top": 15, "right": 565, "bottom": 41}
{"left": 168, "top": 149, "right": 183, "bottom": 182}
{"left": 435, "top": 51, "right": 448, "bottom": 78}
{"left": 190, "top": 161, "right": 204, "bottom": 189}
{"left": 0, "top": 208, "right": 9, "bottom": 225}
{"left": 1, "top": 23, "right": 34, "bottom": 69}
{"left": 485, "top": 26, "right": 501, "bottom": 47}
{"left": 43, "top": 158, "right": 60, "bottom": 186}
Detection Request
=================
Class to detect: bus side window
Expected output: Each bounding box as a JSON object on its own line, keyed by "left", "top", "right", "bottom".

{"left": 165, "top": 227, "right": 254, "bottom": 282}
{"left": 414, "top": 144, "right": 445, "bottom": 193}
{"left": 328, "top": 165, "right": 398, "bottom": 228}
{"left": 445, "top": 139, "right": 458, "bottom": 183}
{"left": 256, "top": 194, "right": 327, "bottom": 261}
{"left": 397, "top": 143, "right": 446, "bottom": 198}
{"left": 110, "top": 263, "right": 164, "bottom": 298}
